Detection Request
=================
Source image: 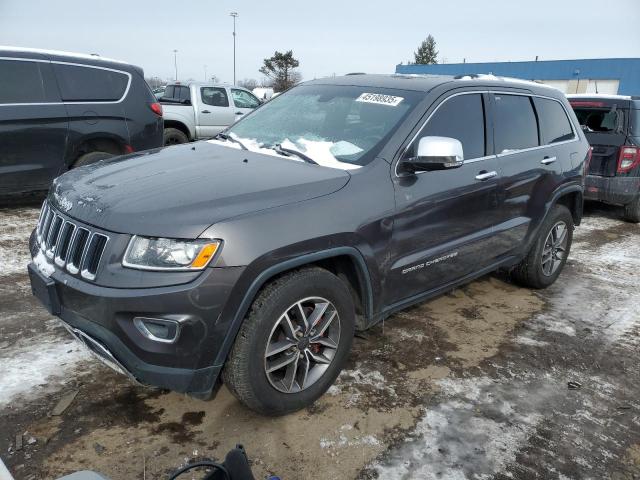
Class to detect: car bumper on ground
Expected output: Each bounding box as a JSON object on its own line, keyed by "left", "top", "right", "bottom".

{"left": 584, "top": 174, "right": 640, "bottom": 205}
{"left": 27, "top": 261, "right": 245, "bottom": 398}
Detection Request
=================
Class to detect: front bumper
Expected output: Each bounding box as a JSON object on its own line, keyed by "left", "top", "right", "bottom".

{"left": 28, "top": 257, "right": 245, "bottom": 398}
{"left": 584, "top": 174, "right": 640, "bottom": 205}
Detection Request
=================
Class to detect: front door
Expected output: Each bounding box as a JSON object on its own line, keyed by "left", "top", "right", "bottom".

{"left": 230, "top": 88, "right": 261, "bottom": 123}
{"left": 386, "top": 92, "right": 500, "bottom": 306}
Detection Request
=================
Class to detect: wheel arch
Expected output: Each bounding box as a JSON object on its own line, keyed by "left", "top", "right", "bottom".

{"left": 163, "top": 120, "right": 192, "bottom": 140}
{"left": 213, "top": 247, "right": 374, "bottom": 369}
{"left": 67, "top": 134, "right": 127, "bottom": 168}
{"left": 552, "top": 186, "right": 584, "bottom": 226}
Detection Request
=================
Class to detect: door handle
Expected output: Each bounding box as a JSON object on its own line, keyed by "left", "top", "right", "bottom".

{"left": 235, "top": 111, "right": 244, "bottom": 115}
{"left": 201, "top": 110, "right": 211, "bottom": 114}
{"left": 475, "top": 171, "right": 498, "bottom": 181}
{"left": 541, "top": 156, "right": 557, "bottom": 165}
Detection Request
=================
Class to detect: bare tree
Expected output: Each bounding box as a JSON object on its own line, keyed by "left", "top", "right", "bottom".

{"left": 238, "top": 78, "right": 258, "bottom": 90}
{"left": 145, "top": 76, "right": 165, "bottom": 89}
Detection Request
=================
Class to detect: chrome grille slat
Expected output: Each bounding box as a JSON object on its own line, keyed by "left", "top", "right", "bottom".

{"left": 36, "top": 201, "right": 109, "bottom": 281}
{"left": 46, "top": 215, "right": 64, "bottom": 258}
{"left": 54, "top": 222, "right": 76, "bottom": 267}
{"left": 67, "top": 227, "right": 90, "bottom": 275}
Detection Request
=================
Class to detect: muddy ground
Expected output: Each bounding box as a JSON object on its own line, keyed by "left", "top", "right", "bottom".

{"left": 1, "top": 202, "right": 639, "bottom": 480}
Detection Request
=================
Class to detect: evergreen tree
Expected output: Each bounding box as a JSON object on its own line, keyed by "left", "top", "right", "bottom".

{"left": 259, "top": 51, "right": 301, "bottom": 92}
{"left": 414, "top": 35, "right": 438, "bottom": 65}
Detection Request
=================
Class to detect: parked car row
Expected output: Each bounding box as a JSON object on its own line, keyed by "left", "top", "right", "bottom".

{"left": 28, "top": 73, "right": 591, "bottom": 414}
{"left": 0, "top": 47, "right": 163, "bottom": 198}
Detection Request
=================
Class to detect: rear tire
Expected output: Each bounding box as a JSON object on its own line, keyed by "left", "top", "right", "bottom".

{"left": 623, "top": 196, "right": 640, "bottom": 223}
{"left": 511, "top": 204, "right": 574, "bottom": 289}
{"left": 223, "top": 267, "right": 355, "bottom": 416}
{"left": 73, "top": 151, "right": 114, "bottom": 168}
{"left": 163, "top": 128, "right": 188, "bottom": 146}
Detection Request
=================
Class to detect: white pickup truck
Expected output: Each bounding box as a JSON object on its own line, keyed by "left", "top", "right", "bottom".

{"left": 160, "top": 82, "right": 261, "bottom": 145}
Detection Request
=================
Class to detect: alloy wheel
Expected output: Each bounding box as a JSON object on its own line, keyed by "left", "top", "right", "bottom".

{"left": 541, "top": 221, "right": 569, "bottom": 276}
{"left": 264, "top": 297, "right": 340, "bottom": 394}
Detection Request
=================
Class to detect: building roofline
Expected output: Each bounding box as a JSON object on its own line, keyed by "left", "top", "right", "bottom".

{"left": 396, "top": 57, "right": 640, "bottom": 68}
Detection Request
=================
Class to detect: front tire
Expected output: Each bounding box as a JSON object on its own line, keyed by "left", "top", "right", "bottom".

{"left": 511, "top": 204, "right": 574, "bottom": 289}
{"left": 623, "top": 196, "right": 640, "bottom": 223}
{"left": 223, "top": 267, "right": 355, "bottom": 416}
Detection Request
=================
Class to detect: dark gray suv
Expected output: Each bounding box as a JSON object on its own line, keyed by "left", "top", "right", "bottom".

{"left": 28, "top": 74, "right": 590, "bottom": 415}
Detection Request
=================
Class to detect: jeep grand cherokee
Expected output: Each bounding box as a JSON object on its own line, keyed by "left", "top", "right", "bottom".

{"left": 28, "top": 74, "right": 590, "bottom": 415}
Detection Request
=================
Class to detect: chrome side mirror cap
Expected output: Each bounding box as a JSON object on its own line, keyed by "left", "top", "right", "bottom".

{"left": 402, "top": 136, "right": 464, "bottom": 173}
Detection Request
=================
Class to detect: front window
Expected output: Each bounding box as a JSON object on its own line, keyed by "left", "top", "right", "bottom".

{"left": 231, "top": 88, "right": 260, "bottom": 109}
{"left": 223, "top": 84, "right": 422, "bottom": 169}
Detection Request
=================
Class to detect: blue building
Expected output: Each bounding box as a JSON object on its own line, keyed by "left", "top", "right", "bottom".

{"left": 395, "top": 58, "right": 640, "bottom": 96}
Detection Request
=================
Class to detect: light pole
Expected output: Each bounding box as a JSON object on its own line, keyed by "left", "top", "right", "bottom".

{"left": 173, "top": 49, "right": 178, "bottom": 81}
{"left": 230, "top": 12, "right": 238, "bottom": 85}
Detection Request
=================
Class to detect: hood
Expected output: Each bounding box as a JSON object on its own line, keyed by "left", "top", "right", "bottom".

{"left": 50, "top": 142, "right": 350, "bottom": 238}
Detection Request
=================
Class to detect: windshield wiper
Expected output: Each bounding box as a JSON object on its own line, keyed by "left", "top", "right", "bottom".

{"left": 270, "top": 144, "right": 318, "bottom": 165}
{"left": 215, "top": 132, "right": 248, "bottom": 150}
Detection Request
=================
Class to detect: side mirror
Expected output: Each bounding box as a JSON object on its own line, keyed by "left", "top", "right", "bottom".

{"left": 181, "top": 98, "right": 192, "bottom": 106}
{"left": 401, "top": 136, "right": 464, "bottom": 173}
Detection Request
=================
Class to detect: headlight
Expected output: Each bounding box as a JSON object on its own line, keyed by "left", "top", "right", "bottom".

{"left": 123, "top": 236, "right": 221, "bottom": 271}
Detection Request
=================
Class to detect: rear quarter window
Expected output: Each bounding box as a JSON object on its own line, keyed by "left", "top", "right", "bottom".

{"left": 53, "top": 63, "right": 129, "bottom": 102}
{"left": 533, "top": 97, "right": 575, "bottom": 144}
{"left": 493, "top": 94, "right": 539, "bottom": 153}
{"left": 0, "top": 59, "right": 47, "bottom": 104}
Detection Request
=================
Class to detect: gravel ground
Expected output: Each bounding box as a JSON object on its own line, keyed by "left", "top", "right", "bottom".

{"left": 0, "top": 202, "right": 638, "bottom": 480}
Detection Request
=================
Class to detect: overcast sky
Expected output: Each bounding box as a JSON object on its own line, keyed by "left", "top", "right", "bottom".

{"left": 1, "top": 0, "right": 638, "bottom": 84}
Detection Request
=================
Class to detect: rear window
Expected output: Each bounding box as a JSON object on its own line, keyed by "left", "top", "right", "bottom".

{"left": 572, "top": 107, "right": 624, "bottom": 134}
{"left": 54, "top": 64, "right": 129, "bottom": 102}
{"left": 0, "top": 59, "right": 47, "bottom": 104}
{"left": 163, "top": 85, "right": 190, "bottom": 102}
{"left": 493, "top": 94, "right": 539, "bottom": 153}
{"left": 533, "top": 97, "right": 575, "bottom": 144}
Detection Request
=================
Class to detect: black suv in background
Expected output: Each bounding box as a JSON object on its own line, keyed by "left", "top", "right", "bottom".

{"left": 0, "top": 47, "right": 163, "bottom": 198}
{"left": 569, "top": 94, "right": 640, "bottom": 222}
{"left": 29, "top": 74, "right": 589, "bottom": 415}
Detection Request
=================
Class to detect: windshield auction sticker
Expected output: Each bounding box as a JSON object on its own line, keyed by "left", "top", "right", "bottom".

{"left": 356, "top": 93, "right": 404, "bottom": 106}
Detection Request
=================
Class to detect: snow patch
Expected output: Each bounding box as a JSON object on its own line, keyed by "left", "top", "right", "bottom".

{"left": 0, "top": 332, "right": 92, "bottom": 408}
{"left": 207, "top": 134, "right": 362, "bottom": 170}
{"left": 32, "top": 249, "right": 54, "bottom": 277}
{"left": 372, "top": 377, "right": 545, "bottom": 479}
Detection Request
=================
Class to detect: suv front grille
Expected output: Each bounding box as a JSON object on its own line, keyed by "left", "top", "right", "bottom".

{"left": 36, "top": 202, "right": 109, "bottom": 281}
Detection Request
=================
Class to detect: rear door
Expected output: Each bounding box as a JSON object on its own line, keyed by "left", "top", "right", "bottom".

{"left": 387, "top": 92, "right": 501, "bottom": 305}
{"left": 491, "top": 93, "right": 567, "bottom": 255}
{"left": 196, "top": 86, "right": 235, "bottom": 138}
{"left": 0, "top": 57, "right": 69, "bottom": 195}
{"left": 230, "top": 88, "right": 261, "bottom": 122}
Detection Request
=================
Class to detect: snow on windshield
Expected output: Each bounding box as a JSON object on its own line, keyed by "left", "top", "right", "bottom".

{"left": 207, "top": 135, "right": 363, "bottom": 170}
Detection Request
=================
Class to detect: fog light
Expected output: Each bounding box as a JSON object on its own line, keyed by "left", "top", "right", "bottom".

{"left": 133, "top": 317, "right": 180, "bottom": 344}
